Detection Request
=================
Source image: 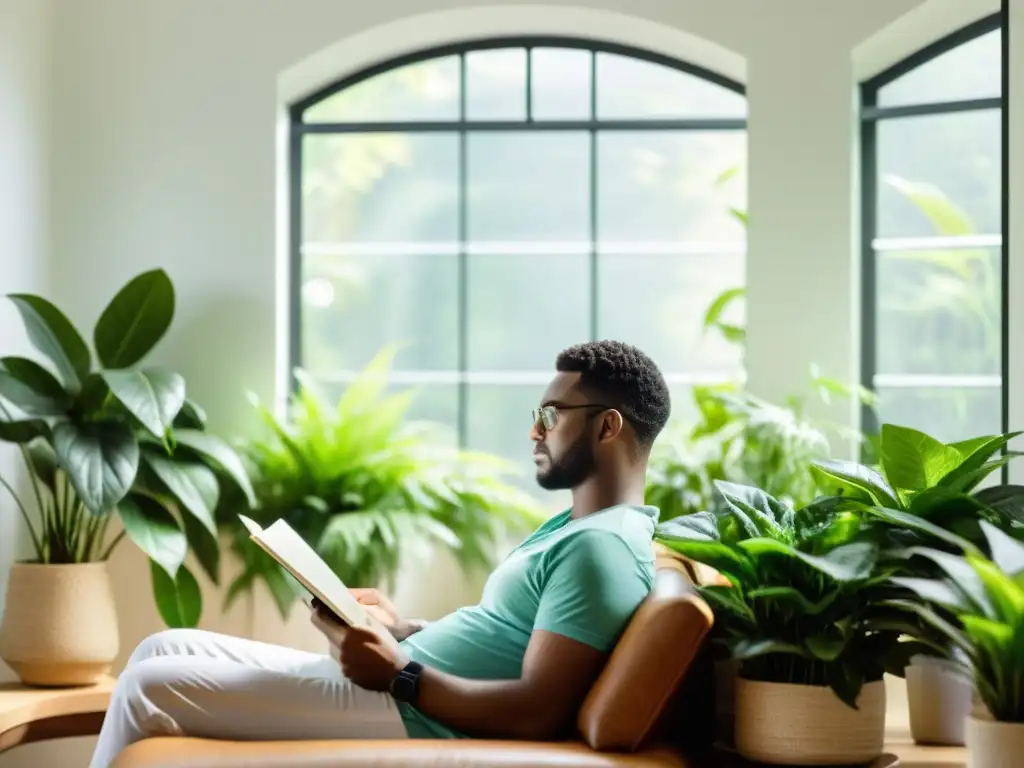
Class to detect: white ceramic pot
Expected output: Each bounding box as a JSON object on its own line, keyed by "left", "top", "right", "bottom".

{"left": 965, "top": 716, "right": 1024, "bottom": 768}
{"left": 0, "top": 562, "right": 119, "bottom": 686}
{"left": 906, "top": 662, "right": 972, "bottom": 745}
{"left": 735, "top": 678, "right": 886, "bottom": 765}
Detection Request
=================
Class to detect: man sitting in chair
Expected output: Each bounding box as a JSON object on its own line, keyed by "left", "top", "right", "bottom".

{"left": 90, "top": 340, "right": 672, "bottom": 768}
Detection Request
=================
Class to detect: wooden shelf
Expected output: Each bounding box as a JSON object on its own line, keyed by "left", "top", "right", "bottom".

{"left": 0, "top": 676, "right": 115, "bottom": 753}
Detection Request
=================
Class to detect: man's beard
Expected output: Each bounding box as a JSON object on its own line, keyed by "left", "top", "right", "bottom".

{"left": 535, "top": 432, "right": 596, "bottom": 491}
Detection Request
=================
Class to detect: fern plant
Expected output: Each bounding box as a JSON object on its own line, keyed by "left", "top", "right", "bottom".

{"left": 219, "top": 346, "right": 545, "bottom": 617}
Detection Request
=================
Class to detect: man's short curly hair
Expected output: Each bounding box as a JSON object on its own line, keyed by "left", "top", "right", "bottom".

{"left": 555, "top": 340, "right": 671, "bottom": 449}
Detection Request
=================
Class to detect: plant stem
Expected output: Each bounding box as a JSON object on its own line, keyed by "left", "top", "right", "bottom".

{"left": 100, "top": 529, "right": 125, "bottom": 561}
{"left": 0, "top": 475, "right": 43, "bottom": 559}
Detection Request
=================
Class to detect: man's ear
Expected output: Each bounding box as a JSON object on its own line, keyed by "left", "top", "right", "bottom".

{"left": 598, "top": 409, "right": 624, "bottom": 442}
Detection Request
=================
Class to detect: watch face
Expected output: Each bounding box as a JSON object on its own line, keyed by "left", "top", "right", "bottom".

{"left": 392, "top": 674, "right": 415, "bottom": 701}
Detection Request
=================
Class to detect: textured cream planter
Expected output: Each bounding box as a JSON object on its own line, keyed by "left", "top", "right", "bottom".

{"left": 906, "top": 662, "right": 972, "bottom": 745}
{"left": 735, "top": 678, "right": 886, "bottom": 765}
{"left": 965, "top": 716, "right": 1024, "bottom": 768}
{"left": 0, "top": 562, "right": 119, "bottom": 686}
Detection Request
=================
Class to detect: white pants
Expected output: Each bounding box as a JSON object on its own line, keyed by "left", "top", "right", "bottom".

{"left": 89, "top": 629, "right": 408, "bottom": 768}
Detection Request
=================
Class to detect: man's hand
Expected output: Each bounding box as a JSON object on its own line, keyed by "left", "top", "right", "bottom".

{"left": 311, "top": 604, "right": 409, "bottom": 691}
{"left": 349, "top": 588, "right": 426, "bottom": 641}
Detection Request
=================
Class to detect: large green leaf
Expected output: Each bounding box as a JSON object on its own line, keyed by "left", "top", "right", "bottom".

{"left": 181, "top": 510, "right": 220, "bottom": 585}
{"left": 102, "top": 369, "right": 185, "bottom": 440}
{"left": 730, "top": 638, "right": 809, "bottom": 661}
{"left": 0, "top": 357, "right": 70, "bottom": 416}
{"left": 747, "top": 586, "right": 839, "bottom": 615}
{"left": 969, "top": 555, "right": 1024, "bottom": 624}
{"left": 737, "top": 539, "right": 876, "bottom": 582}
{"left": 656, "top": 511, "right": 720, "bottom": 543}
{"left": 880, "top": 424, "right": 963, "bottom": 492}
{"left": 880, "top": 598, "right": 972, "bottom": 654}
{"left": 6, "top": 293, "right": 91, "bottom": 389}
{"left": 172, "top": 429, "right": 256, "bottom": 507}
{"left": 94, "top": 269, "right": 175, "bottom": 369}
{"left": 118, "top": 494, "right": 186, "bottom": 577}
{"left": 714, "top": 480, "right": 787, "bottom": 539}
{"left": 905, "top": 546, "right": 994, "bottom": 618}
{"left": 806, "top": 632, "right": 848, "bottom": 662}
{"left": 150, "top": 560, "right": 202, "bottom": 628}
{"left": 867, "top": 507, "right": 979, "bottom": 554}
{"left": 656, "top": 538, "right": 754, "bottom": 581}
{"left": 889, "top": 576, "right": 967, "bottom": 612}
{"left": 939, "top": 433, "right": 1021, "bottom": 491}
{"left": 53, "top": 420, "right": 139, "bottom": 513}
{"left": 974, "top": 485, "right": 1024, "bottom": 523}
{"left": 0, "top": 417, "right": 51, "bottom": 444}
{"left": 144, "top": 454, "right": 219, "bottom": 535}
{"left": 810, "top": 460, "right": 899, "bottom": 508}
{"left": 173, "top": 399, "right": 208, "bottom": 430}
{"left": 979, "top": 520, "right": 1024, "bottom": 577}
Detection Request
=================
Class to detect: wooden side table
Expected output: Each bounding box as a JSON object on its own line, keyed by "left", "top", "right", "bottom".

{"left": 0, "top": 676, "right": 114, "bottom": 753}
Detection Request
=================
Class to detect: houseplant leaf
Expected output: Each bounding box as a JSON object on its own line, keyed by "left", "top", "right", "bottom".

{"left": 118, "top": 494, "right": 187, "bottom": 577}
{"left": 150, "top": 560, "right": 202, "bottom": 628}
{"left": 880, "top": 424, "right": 963, "bottom": 492}
{"left": 979, "top": 519, "right": 1024, "bottom": 577}
{"left": 714, "top": 480, "right": 788, "bottom": 538}
{"left": 866, "top": 507, "right": 980, "bottom": 554}
{"left": 810, "top": 459, "right": 899, "bottom": 508}
{"left": 6, "top": 293, "right": 91, "bottom": 388}
{"left": 172, "top": 429, "right": 256, "bottom": 507}
{"left": 181, "top": 510, "right": 220, "bottom": 585}
{"left": 102, "top": 369, "right": 185, "bottom": 441}
{"left": 656, "top": 510, "right": 720, "bottom": 542}
{"left": 0, "top": 357, "right": 70, "bottom": 416}
{"left": 973, "top": 484, "right": 1024, "bottom": 522}
{"left": 94, "top": 268, "right": 175, "bottom": 369}
{"left": 0, "top": 417, "right": 51, "bottom": 444}
{"left": 938, "top": 433, "right": 1021, "bottom": 491}
{"left": 144, "top": 453, "right": 219, "bottom": 535}
{"left": 173, "top": 399, "right": 208, "bottom": 430}
{"left": 53, "top": 420, "right": 139, "bottom": 513}
{"left": 737, "top": 539, "right": 876, "bottom": 582}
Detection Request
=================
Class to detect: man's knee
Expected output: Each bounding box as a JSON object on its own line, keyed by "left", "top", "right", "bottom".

{"left": 126, "top": 628, "right": 201, "bottom": 667}
{"left": 114, "top": 657, "right": 190, "bottom": 738}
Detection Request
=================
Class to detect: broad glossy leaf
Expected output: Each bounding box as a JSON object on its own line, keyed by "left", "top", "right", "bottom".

{"left": 868, "top": 507, "right": 979, "bottom": 554}
{"left": 27, "top": 442, "right": 58, "bottom": 491}
{"left": 943, "top": 455, "right": 1023, "bottom": 494}
{"left": 102, "top": 369, "right": 185, "bottom": 440}
{"left": 969, "top": 555, "right": 1024, "bottom": 624}
{"left": 53, "top": 420, "right": 139, "bottom": 513}
{"left": 6, "top": 293, "right": 91, "bottom": 388}
{"left": 656, "top": 538, "right": 754, "bottom": 581}
{"left": 172, "top": 429, "right": 256, "bottom": 507}
{"left": 0, "top": 357, "right": 70, "bottom": 416}
{"left": 880, "top": 424, "right": 963, "bottom": 492}
{"left": 714, "top": 480, "right": 788, "bottom": 539}
{"left": 150, "top": 560, "right": 202, "bottom": 628}
{"left": 656, "top": 511, "right": 719, "bottom": 542}
{"left": 118, "top": 494, "right": 186, "bottom": 577}
{"left": 173, "top": 399, "right": 208, "bottom": 430}
{"left": 0, "top": 417, "right": 51, "bottom": 444}
{"left": 826, "top": 662, "right": 865, "bottom": 710}
{"left": 890, "top": 576, "right": 967, "bottom": 612}
{"left": 738, "top": 538, "right": 876, "bottom": 582}
{"left": 94, "top": 268, "right": 175, "bottom": 369}
{"left": 181, "top": 509, "right": 220, "bottom": 585}
{"left": 974, "top": 485, "right": 1024, "bottom": 523}
{"left": 806, "top": 632, "right": 848, "bottom": 662}
{"left": 730, "top": 638, "right": 809, "bottom": 661}
{"left": 939, "top": 433, "right": 1022, "bottom": 490}
{"left": 961, "top": 615, "right": 1013, "bottom": 657}
{"left": 979, "top": 520, "right": 1024, "bottom": 577}
{"left": 748, "top": 586, "right": 839, "bottom": 615}
{"left": 698, "top": 585, "right": 755, "bottom": 623}
{"left": 880, "top": 598, "right": 972, "bottom": 654}
{"left": 144, "top": 454, "right": 219, "bottom": 535}
{"left": 905, "top": 546, "right": 995, "bottom": 618}
{"left": 810, "top": 460, "right": 899, "bottom": 507}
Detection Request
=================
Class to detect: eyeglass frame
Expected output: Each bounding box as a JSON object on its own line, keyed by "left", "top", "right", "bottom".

{"left": 531, "top": 403, "right": 615, "bottom": 433}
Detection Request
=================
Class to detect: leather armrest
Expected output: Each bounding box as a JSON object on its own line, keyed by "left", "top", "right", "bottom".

{"left": 111, "top": 737, "right": 692, "bottom": 768}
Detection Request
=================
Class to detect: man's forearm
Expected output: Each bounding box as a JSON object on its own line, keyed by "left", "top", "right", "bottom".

{"left": 413, "top": 668, "right": 556, "bottom": 740}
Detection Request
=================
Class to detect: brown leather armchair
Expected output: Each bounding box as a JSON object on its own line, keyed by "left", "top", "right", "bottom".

{"left": 111, "top": 550, "right": 715, "bottom": 768}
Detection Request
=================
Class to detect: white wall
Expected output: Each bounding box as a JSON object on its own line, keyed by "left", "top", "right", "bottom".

{"left": 1009, "top": 0, "right": 1023, "bottom": 483}
{"left": 0, "top": 0, "right": 52, "bottom": 659}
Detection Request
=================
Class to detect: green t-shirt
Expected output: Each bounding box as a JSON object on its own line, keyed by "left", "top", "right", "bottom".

{"left": 397, "top": 503, "right": 658, "bottom": 739}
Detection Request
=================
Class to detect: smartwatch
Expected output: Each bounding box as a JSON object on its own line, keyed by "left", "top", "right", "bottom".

{"left": 389, "top": 660, "right": 423, "bottom": 704}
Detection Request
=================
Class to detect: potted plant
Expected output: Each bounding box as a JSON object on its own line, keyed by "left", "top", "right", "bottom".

{"left": 217, "top": 345, "right": 544, "bottom": 619}
{"left": 889, "top": 520, "right": 1024, "bottom": 768}
{"left": 810, "top": 423, "right": 1024, "bottom": 745}
{"left": 655, "top": 480, "right": 927, "bottom": 765}
{"left": 0, "top": 268, "right": 254, "bottom": 686}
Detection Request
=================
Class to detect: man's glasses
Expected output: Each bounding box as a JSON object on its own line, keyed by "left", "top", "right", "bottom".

{"left": 532, "top": 404, "right": 610, "bottom": 432}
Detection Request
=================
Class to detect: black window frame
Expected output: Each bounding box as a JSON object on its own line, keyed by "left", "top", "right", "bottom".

{"left": 859, "top": 13, "right": 1008, "bottom": 469}
{"left": 287, "top": 36, "right": 748, "bottom": 446}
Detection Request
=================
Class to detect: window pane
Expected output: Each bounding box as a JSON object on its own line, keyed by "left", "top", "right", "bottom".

{"left": 598, "top": 132, "right": 747, "bottom": 243}
{"left": 875, "top": 248, "right": 1000, "bottom": 375}
{"left": 876, "top": 110, "right": 1001, "bottom": 239}
{"left": 467, "top": 254, "right": 590, "bottom": 371}
{"left": 314, "top": 380, "right": 460, "bottom": 437}
{"left": 531, "top": 48, "right": 591, "bottom": 120}
{"left": 302, "top": 134, "right": 459, "bottom": 244}
{"left": 597, "top": 253, "right": 744, "bottom": 375}
{"left": 877, "top": 30, "right": 1001, "bottom": 108}
{"left": 303, "top": 57, "right": 460, "bottom": 123}
{"left": 596, "top": 52, "right": 746, "bottom": 119}
{"left": 874, "top": 387, "right": 1001, "bottom": 443}
{"left": 467, "top": 132, "right": 589, "bottom": 242}
{"left": 466, "top": 49, "right": 527, "bottom": 120}
{"left": 301, "top": 252, "right": 458, "bottom": 372}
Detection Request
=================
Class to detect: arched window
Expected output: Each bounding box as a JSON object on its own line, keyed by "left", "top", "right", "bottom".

{"left": 860, "top": 16, "right": 1004, "bottom": 445}
{"left": 289, "top": 38, "right": 747, "bottom": 494}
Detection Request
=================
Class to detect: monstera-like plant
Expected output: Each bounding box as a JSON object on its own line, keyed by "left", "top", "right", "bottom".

{"left": 0, "top": 269, "right": 253, "bottom": 641}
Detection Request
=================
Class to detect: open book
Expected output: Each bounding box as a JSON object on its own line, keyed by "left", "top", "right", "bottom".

{"left": 239, "top": 515, "right": 398, "bottom": 648}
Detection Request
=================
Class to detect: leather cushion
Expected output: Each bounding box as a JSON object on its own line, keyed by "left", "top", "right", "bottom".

{"left": 577, "top": 553, "right": 714, "bottom": 752}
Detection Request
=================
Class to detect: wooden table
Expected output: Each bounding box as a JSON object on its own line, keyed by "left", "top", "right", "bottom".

{"left": 0, "top": 676, "right": 114, "bottom": 753}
